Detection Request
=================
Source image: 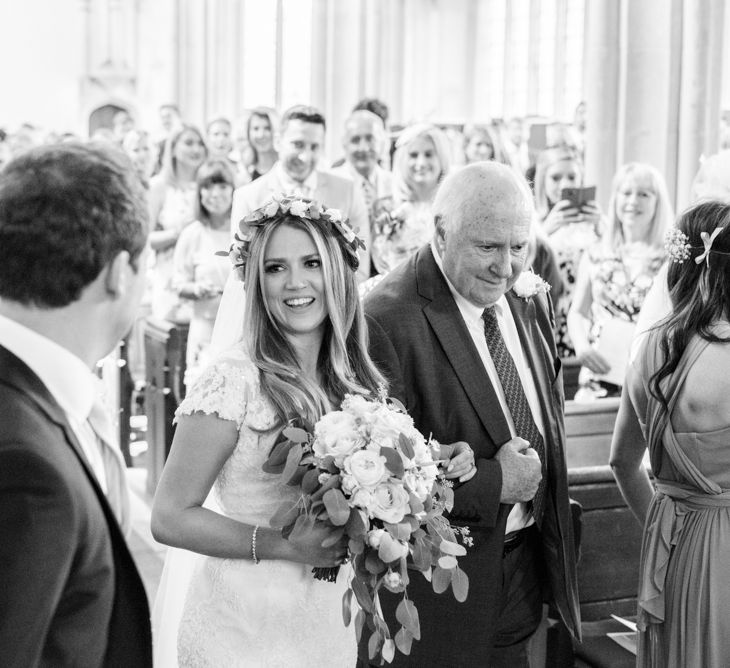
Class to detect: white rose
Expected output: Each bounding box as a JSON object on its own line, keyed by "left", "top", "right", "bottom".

{"left": 371, "top": 481, "right": 411, "bottom": 524}
{"left": 369, "top": 406, "right": 414, "bottom": 451}
{"left": 345, "top": 450, "right": 388, "bottom": 489}
{"left": 312, "top": 411, "right": 364, "bottom": 464}
{"left": 383, "top": 570, "right": 402, "bottom": 589}
{"left": 367, "top": 529, "right": 385, "bottom": 548}
{"left": 324, "top": 207, "right": 343, "bottom": 223}
{"left": 263, "top": 199, "right": 279, "bottom": 218}
{"left": 351, "top": 487, "right": 375, "bottom": 511}
{"left": 403, "top": 471, "right": 433, "bottom": 502}
{"left": 342, "top": 394, "right": 379, "bottom": 422}
{"left": 512, "top": 270, "right": 550, "bottom": 300}
{"left": 289, "top": 200, "right": 308, "bottom": 217}
{"left": 340, "top": 473, "right": 357, "bottom": 495}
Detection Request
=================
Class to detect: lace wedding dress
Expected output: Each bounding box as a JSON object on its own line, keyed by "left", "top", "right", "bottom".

{"left": 154, "top": 347, "right": 355, "bottom": 667}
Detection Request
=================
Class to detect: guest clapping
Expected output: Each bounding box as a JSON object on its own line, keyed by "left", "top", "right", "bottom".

{"left": 173, "top": 160, "right": 234, "bottom": 386}
{"left": 567, "top": 162, "right": 672, "bottom": 394}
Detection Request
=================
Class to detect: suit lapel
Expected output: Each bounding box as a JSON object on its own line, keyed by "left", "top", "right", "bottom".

{"left": 0, "top": 345, "right": 110, "bottom": 504}
{"left": 416, "top": 250, "right": 512, "bottom": 446}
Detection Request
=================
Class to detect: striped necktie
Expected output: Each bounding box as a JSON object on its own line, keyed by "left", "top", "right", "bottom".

{"left": 482, "top": 305, "right": 547, "bottom": 525}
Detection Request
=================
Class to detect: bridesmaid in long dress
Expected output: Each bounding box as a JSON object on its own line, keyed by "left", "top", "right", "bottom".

{"left": 610, "top": 200, "right": 730, "bottom": 667}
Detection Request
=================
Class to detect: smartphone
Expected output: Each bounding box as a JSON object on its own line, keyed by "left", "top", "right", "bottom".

{"left": 560, "top": 186, "right": 596, "bottom": 208}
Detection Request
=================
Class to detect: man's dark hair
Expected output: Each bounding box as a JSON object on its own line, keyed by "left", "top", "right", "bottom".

{"left": 0, "top": 143, "right": 149, "bottom": 307}
{"left": 280, "top": 105, "right": 326, "bottom": 133}
{"left": 352, "top": 98, "right": 389, "bottom": 126}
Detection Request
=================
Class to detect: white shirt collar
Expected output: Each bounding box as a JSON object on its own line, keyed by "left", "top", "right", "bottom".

{"left": 429, "top": 241, "right": 509, "bottom": 324}
{"left": 344, "top": 161, "right": 378, "bottom": 187}
{"left": 0, "top": 313, "right": 95, "bottom": 423}
{"left": 274, "top": 162, "right": 319, "bottom": 196}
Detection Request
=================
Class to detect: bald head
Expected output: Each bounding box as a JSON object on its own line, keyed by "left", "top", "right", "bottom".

{"left": 433, "top": 162, "right": 534, "bottom": 308}
{"left": 434, "top": 162, "right": 533, "bottom": 236}
{"left": 342, "top": 110, "right": 386, "bottom": 178}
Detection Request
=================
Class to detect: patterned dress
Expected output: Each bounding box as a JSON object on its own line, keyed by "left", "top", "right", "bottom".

{"left": 174, "top": 348, "right": 356, "bottom": 667}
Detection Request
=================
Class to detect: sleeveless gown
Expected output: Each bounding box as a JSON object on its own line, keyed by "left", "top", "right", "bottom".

{"left": 164, "top": 348, "right": 356, "bottom": 667}
{"left": 632, "top": 332, "right": 730, "bottom": 667}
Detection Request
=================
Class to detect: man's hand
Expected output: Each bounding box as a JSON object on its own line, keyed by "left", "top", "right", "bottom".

{"left": 495, "top": 437, "right": 542, "bottom": 503}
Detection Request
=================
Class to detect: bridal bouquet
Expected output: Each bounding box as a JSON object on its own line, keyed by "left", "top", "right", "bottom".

{"left": 264, "top": 393, "right": 471, "bottom": 664}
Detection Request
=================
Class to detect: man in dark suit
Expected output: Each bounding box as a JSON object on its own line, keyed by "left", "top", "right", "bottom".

{"left": 362, "top": 162, "right": 580, "bottom": 666}
{"left": 0, "top": 143, "right": 153, "bottom": 666}
{"left": 231, "top": 104, "right": 371, "bottom": 281}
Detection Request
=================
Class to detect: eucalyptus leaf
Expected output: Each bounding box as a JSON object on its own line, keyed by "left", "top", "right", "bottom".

{"left": 451, "top": 566, "right": 469, "bottom": 602}
{"left": 345, "top": 508, "right": 367, "bottom": 538}
{"left": 281, "top": 445, "right": 303, "bottom": 485}
{"left": 438, "top": 555, "right": 458, "bottom": 569}
{"left": 301, "top": 467, "right": 321, "bottom": 494}
{"left": 282, "top": 426, "right": 310, "bottom": 443}
{"left": 321, "top": 526, "right": 346, "bottom": 548}
{"left": 395, "top": 627, "right": 413, "bottom": 655}
{"left": 380, "top": 447, "right": 405, "bottom": 478}
{"left": 342, "top": 588, "right": 353, "bottom": 627}
{"left": 384, "top": 522, "right": 411, "bottom": 541}
{"left": 432, "top": 565, "right": 452, "bottom": 594}
{"left": 354, "top": 609, "right": 366, "bottom": 643}
{"left": 398, "top": 433, "right": 415, "bottom": 459}
{"left": 382, "top": 638, "right": 395, "bottom": 663}
{"left": 323, "top": 488, "right": 351, "bottom": 525}
{"left": 269, "top": 501, "right": 301, "bottom": 529}
{"left": 439, "top": 539, "right": 467, "bottom": 556}
{"left": 368, "top": 631, "right": 383, "bottom": 661}
{"left": 395, "top": 598, "right": 420, "bottom": 639}
{"left": 351, "top": 574, "right": 374, "bottom": 614}
{"left": 287, "top": 514, "right": 315, "bottom": 544}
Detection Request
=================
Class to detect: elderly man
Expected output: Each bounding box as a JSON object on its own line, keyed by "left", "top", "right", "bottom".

{"left": 231, "top": 104, "right": 371, "bottom": 281}
{"left": 0, "top": 143, "right": 153, "bottom": 666}
{"left": 362, "top": 162, "right": 580, "bottom": 666}
{"left": 332, "top": 110, "right": 393, "bottom": 255}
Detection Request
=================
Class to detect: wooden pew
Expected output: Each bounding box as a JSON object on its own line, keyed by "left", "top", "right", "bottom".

{"left": 562, "top": 398, "right": 644, "bottom": 666}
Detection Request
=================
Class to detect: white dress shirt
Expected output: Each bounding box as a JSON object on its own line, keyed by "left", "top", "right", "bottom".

{"left": 274, "top": 162, "right": 319, "bottom": 199}
{"left": 431, "top": 243, "right": 547, "bottom": 533}
{"left": 0, "top": 314, "right": 107, "bottom": 491}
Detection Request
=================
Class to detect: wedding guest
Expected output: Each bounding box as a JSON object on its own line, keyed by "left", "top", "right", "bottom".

{"left": 534, "top": 144, "right": 602, "bottom": 357}
{"left": 244, "top": 106, "right": 279, "bottom": 181}
{"left": 353, "top": 97, "right": 389, "bottom": 127}
{"left": 231, "top": 105, "right": 371, "bottom": 282}
{"left": 363, "top": 162, "right": 580, "bottom": 666}
{"left": 112, "top": 108, "right": 135, "bottom": 143}
{"left": 148, "top": 123, "right": 207, "bottom": 320}
{"left": 370, "top": 123, "right": 451, "bottom": 275}
{"left": 0, "top": 143, "right": 152, "bottom": 666}
{"left": 152, "top": 199, "right": 389, "bottom": 666}
{"left": 122, "top": 128, "right": 155, "bottom": 187}
{"left": 501, "top": 116, "right": 530, "bottom": 175}
{"left": 173, "top": 160, "right": 234, "bottom": 386}
{"left": 462, "top": 123, "right": 510, "bottom": 166}
{"left": 610, "top": 200, "right": 730, "bottom": 667}
{"left": 331, "top": 109, "right": 394, "bottom": 271}
{"left": 153, "top": 103, "right": 183, "bottom": 175}
{"left": 567, "top": 162, "right": 672, "bottom": 396}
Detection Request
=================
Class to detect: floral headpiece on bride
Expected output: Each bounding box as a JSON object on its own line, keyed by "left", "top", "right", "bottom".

{"left": 665, "top": 225, "right": 730, "bottom": 267}
{"left": 220, "top": 196, "right": 366, "bottom": 281}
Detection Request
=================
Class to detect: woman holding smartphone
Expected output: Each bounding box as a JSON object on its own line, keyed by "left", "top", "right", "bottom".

{"left": 534, "top": 144, "right": 603, "bottom": 358}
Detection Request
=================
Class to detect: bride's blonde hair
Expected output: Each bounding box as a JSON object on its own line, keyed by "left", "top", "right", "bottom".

{"left": 243, "top": 216, "right": 386, "bottom": 425}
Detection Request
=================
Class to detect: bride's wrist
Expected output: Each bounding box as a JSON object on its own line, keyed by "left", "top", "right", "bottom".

{"left": 249, "top": 526, "right": 293, "bottom": 562}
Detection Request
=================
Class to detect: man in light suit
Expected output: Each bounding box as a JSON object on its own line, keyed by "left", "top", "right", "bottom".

{"left": 0, "top": 143, "right": 153, "bottom": 666}
{"left": 331, "top": 110, "right": 394, "bottom": 264}
{"left": 231, "top": 104, "right": 371, "bottom": 281}
{"left": 362, "top": 162, "right": 580, "bottom": 666}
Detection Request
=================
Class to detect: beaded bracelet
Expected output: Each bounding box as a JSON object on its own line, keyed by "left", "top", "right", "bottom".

{"left": 252, "top": 525, "right": 260, "bottom": 564}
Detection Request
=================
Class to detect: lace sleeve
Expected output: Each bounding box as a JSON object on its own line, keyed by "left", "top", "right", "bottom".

{"left": 175, "top": 350, "right": 255, "bottom": 429}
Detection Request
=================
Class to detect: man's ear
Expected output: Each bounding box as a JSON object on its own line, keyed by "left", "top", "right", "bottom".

{"left": 434, "top": 215, "right": 446, "bottom": 253}
{"left": 104, "top": 250, "right": 131, "bottom": 298}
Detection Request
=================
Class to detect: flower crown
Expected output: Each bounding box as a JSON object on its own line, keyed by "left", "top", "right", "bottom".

{"left": 664, "top": 226, "right": 729, "bottom": 267}
{"left": 220, "top": 196, "right": 366, "bottom": 282}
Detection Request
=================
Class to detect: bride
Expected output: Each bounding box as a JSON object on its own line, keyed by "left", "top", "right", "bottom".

{"left": 151, "top": 198, "right": 387, "bottom": 666}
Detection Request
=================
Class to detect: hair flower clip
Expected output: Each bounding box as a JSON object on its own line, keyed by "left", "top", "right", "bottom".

{"left": 695, "top": 226, "right": 724, "bottom": 267}
{"left": 664, "top": 228, "right": 691, "bottom": 264}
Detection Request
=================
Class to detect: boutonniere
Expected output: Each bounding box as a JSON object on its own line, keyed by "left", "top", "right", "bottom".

{"left": 512, "top": 270, "right": 551, "bottom": 300}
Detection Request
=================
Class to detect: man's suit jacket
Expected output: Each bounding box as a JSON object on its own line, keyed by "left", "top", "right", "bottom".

{"left": 230, "top": 166, "right": 372, "bottom": 281}
{"left": 0, "top": 346, "right": 152, "bottom": 667}
{"left": 363, "top": 246, "right": 580, "bottom": 666}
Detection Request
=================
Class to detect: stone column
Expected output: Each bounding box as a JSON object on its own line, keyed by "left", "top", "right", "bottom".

{"left": 582, "top": 0, "right": 621, "bottom": 210}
